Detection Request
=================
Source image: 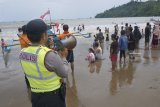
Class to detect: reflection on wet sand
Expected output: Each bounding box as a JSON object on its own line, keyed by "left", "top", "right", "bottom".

{"left": 143, "top": 49, "right": 150, "bottom": 64}
{"left": 2, "top": 52, "right": 10, "bottom": 68}
{"left": 143, "top": 48, "right": 160, "bottom": 64}
{"left": 151, "top": 49, "right": 159, "bottom": 62}
{"left": 1, "top": 37, "right": 160, "bottom": 107}
{"left": 66, "top": 73, "right": 80, "bottom": 107}
{"left": 110, "top": 62, "right": 136, "bottom": 95}
{"left": 110, "top": 70, "right": 118, "bottom": 95}
{"left": 88, "top": 60, "right": 103, "bottom": 74}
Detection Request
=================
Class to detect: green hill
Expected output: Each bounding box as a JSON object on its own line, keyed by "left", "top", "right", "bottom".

{"left": 95, "top": 0, "right": 160, "bottom": 18}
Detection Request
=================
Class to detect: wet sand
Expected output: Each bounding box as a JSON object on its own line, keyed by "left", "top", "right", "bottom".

{"left": 0, "top": 36, "right": 160, "bottom": 107}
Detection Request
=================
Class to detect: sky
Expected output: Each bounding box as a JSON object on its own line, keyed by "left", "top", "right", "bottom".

{"left": 0, "top": 0, "right": 148, "bottom": 22}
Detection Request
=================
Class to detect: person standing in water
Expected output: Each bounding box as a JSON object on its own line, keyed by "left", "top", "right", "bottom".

{"left": 95, "top": 29, "right": 104, "bottom": 54}
{"left": 133, "top": 26, "right": 142, "bottom": 49}
{"left": 93, "top": 41, "right": 103, "bottom": 60}
{"left": 19, "top": 25, "right": 31, "bottom": 49}
{"left": 1, "top": 38, "right": 8, "bottom": 54}
{"left": 128, "top": 27, "right": 136, "bottom": 60}
{"left": 145, "top": 22, "right": 151, "bottom": 49}
{"left": 119, "top": 30, "right": 128, "bottom": 64}
{"left": 59, "top": 24, "right": 75, "bottom": 73}
{"left": 151, "top": 25, "right": 160, "bottom": 49}
{"left": 1, "top": 38, "right": 11, "bottom": 67}
{"left": 110, "top": 34, "right": 118, "bottom": 71}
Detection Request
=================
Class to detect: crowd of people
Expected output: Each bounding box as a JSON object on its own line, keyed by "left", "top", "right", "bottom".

{"left": 109, "top": 22, "right": 160, "bottom": 71}
{"left": 85, "top": 22, "right": 160, "bottom": 72}
{"left": 1, "top": 18, "right": 160, "bottom": 107}
{"left": 73, "top": 24, "right": 85, "bottom": 32}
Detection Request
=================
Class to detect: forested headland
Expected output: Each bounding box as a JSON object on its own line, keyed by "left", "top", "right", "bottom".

{"left": 95, "top": 0, "right": 160, "bottom": 18}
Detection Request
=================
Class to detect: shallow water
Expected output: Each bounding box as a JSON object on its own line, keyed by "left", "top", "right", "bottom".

{"left": 0, "top": 35, "right": 160, "bottom": 107}
{"left": 0, "top": 17, "right": 160, "bottom": 107}
{"left": 0, "top": 16, "right": 160, "bottom": 39}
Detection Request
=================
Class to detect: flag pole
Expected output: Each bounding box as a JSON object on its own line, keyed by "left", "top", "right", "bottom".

{"left": 48, "top": 8, "right": 55, "bottom": 34}
{"left": 48, "top": 8, "right": 52, "bottom": 24}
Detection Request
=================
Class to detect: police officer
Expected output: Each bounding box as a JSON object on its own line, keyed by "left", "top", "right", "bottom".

{"left": 19, "top": 19, "right": 69, "bottom": 107}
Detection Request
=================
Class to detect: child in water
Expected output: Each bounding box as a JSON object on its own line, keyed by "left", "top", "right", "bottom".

{"left": 85, "top": 48, "right": 95, "bottom": 64}
{"left": 1, "top": 38, "right": 9, "bottom": 54}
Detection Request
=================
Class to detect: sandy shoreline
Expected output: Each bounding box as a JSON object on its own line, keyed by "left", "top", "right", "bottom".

{"left": 0, "top": 35, "right": 160, "bottom": 107}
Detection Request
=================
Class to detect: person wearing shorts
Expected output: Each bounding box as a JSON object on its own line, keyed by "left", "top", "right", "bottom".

{"left": 110, "top": 34, "right": 118, "bottom": 71}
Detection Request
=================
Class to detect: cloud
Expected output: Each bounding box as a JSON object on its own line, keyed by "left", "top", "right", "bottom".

{"left": 0, "top": 0, "right": 6, "bottom": 3}
{"left": 0, "top": 0, "right": 149, "bottom": 21}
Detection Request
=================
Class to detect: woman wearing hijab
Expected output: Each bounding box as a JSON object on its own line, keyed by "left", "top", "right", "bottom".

{"left": 151, "top": 25, "right": 160, "bottom": 49}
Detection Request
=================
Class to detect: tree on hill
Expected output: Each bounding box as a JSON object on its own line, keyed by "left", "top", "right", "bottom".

{"left": 95, "top": 0, "right": 160, "bottom": 18}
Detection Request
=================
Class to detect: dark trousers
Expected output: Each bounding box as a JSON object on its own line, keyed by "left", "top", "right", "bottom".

{"left": 120, "top": 50, "right": 126, "bottom": 59}
{"left": 67, "top": 50, "right": 74, "bottom": 63}
{"left": 31, "top": 88, "right": 66, "bottom": 107}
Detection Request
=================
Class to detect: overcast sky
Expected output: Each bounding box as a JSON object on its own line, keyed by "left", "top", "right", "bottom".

{"left": 0, "top": 0, "right": 148, "bottom": 22}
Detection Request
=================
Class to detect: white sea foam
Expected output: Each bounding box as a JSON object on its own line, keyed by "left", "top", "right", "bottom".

{"left": 0, "top": 17, "right": 159, "bottom": 40}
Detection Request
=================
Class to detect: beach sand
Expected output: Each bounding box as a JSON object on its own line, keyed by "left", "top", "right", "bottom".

{"left": 0, "top": 36, "right": 160, "bottom": 107}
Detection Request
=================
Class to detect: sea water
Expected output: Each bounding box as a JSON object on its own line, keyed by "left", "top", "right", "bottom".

{"left": 0, "top": 17, "right": 160, "bottom": 41}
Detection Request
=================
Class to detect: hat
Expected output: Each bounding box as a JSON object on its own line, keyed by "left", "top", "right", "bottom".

{"left": 26, "top": 19, "right": 48, "bottom": 34}
{"left": 22, "top": 25, "right": 27, "bottom": 33}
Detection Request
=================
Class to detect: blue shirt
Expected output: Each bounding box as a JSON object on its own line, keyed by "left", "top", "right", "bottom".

{"left": 119, "top": 35, "right": 128, "bottom": 50}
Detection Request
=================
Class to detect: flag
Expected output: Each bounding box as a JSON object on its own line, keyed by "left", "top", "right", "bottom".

{"left": 40, "top": 10, "right": 50, "bottom": 20}
{"left": 55, "top": 22, "right": 60, "bottom": 32}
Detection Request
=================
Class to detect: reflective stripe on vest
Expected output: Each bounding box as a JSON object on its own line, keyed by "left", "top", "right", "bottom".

{"left": 20, "top": 46, "right": 61, "bottom": 92}
{"left": 20, "top": 48, "right": 56, "bottom": 80}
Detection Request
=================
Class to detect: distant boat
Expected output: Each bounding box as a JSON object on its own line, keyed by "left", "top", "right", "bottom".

{"left": 82, "top": 33, "right": 92, "bottom": 38}
{"left": 72, "top": 32, "right": 92, "bottom": 38}
{"left": 150, "top": 18, "right": 160, "bottom": 25}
